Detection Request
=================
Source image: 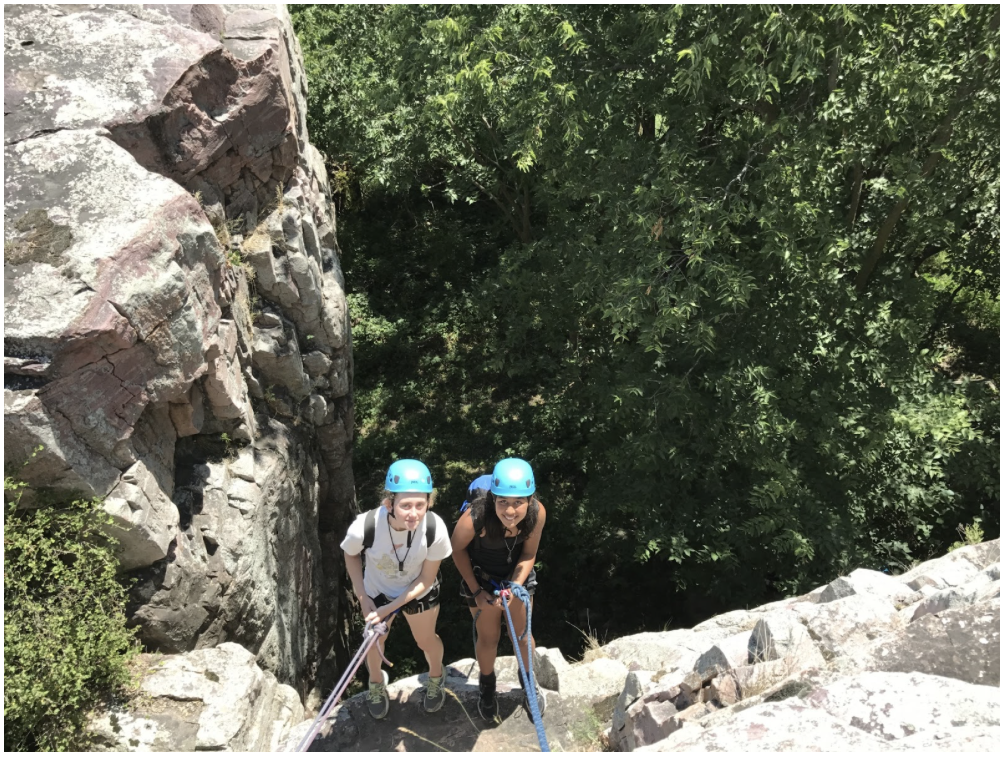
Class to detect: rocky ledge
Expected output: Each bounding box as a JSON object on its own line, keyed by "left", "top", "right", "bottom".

{"left": 282, "top": 538, "right": 998, "bottom": 753}
{"left": 95, "top": 538, "right": 995, "bottom": 752}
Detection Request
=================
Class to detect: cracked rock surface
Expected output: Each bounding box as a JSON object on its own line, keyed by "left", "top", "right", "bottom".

{"left": 5, "top": 3, "right": 354, "bottom": 694}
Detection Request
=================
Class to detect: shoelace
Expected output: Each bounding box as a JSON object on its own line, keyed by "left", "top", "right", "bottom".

{"left": 368, "top": 682, "right": 386, "bottom": 704}
{"left": 426, "top": 676, "right": 444, "bottom": 696}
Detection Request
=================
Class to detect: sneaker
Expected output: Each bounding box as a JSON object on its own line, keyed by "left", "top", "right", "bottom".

{"left": 518, "top": 672, "right": 546, "bottom": 721}
{"left": 423, "top": 673, "right": 446, "bottom": 713}
{"left": 367, "top": 670, "right": 390, "bottom": 719}
{"left": 477, "top": 672, "right": 498, "bottom": 721}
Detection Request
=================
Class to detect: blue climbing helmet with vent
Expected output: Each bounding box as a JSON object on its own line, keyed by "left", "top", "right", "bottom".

{"left": 384, "top": 459, "right": 434, "bottom": 493}
{"left": 491, "top": 457, "right": 535, "bottom": 497}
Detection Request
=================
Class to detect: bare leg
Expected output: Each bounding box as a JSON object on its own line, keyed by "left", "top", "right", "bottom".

{"left": 505, "top": 596, "right": 536, "bottom": 672}
{"left": 403, "top": 605, "right": 444, "bottom": 678}
{"left": 468, "top": 604, "right": 503, "bottom": 677}
{"left": 364, "top": 614, "right": 396, "bottom": 683}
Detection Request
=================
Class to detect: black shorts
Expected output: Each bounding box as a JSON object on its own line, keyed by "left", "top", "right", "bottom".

{"left": 374, "top": 574, "right": 442, "bottom": 615}
{"left": 460, "top": 566, "right": 537, "bottom": 608}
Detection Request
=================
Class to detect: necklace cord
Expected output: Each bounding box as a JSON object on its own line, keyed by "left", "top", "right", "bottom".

{"left": 387, "top": 511, "right": 417, "bottom": 572}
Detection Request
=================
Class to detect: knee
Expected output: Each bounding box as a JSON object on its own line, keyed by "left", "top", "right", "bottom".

{"left": 477, "top": 627, "right": 501, "bottom": 645}
{"left": 415, "top": 632, "right": 441, "bottom": 654}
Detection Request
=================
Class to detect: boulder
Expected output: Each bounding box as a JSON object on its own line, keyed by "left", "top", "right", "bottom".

{"left": 104, "top": 460, "right": 179, "bottom": 571}
{"left": 732, "top": 659, "right": 807, "bottom": 699}
{"left": 534, "top": 646, "right": 568, "bottom": 691}
{"left": 866, "top": 602, "right": 1000, "bottom": 686}
{"left": 638, "top": 698, "right": 889, "bottom": 752}
{"left": 88, "top": 644, "right": 304, "bottom": 752}
{"left": 552, "top": 657, "right": 630, "bottom": 706}
{"left": 624, "top": 697, "right": 684, "bottom": 749}
{"left": 805, "top": 671, "right": 999, "bottom": 743}
{"left": 804, "top": 593, "right": 899, "bottom": 660}
{"left": 748, "top": 613, "right": 821, "bottom": 666}
{"left": 910, "top": 562, "right": 1000, "bottom": 622}
{"left": 691, "top": 609, "right": 760, "bottom": 635}
{"left": 202, "top": 321, "right": 253, "bottom": 428}
{"left": 616, "top": 669, "right": 703, "bottom": 750}
{"left": 897, "top": 539, "right": 1000, "bottom": 590}
{"left": 694, "top": 631, "right": 752, "bottom": 679}
{"left": 819, "top": 568, "right": 919, "bottom": 609}
{"left": 251, "top": 324, "right": 310, "bottom": 399}
{"left": 901, "top": 559, "right": 980, "bottom": 591}
{"left": 602, "top": 628, "right": 740, "bottom": 675}
{"left": 611, "top": 670, "right": 656, "bottom": 751}
{"left": 302, "top": 351, "right": 332, "bottom": 378}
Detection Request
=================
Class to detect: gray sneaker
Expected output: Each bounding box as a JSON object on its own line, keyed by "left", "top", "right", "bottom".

{"left": 423, "top": 673, "right": 446, "bottom": 713}
{"left": 367, "top": 670, "right": 390, "bottom": 719}
{"left": 519, "top": 672, "right": 546, "bottom": 721}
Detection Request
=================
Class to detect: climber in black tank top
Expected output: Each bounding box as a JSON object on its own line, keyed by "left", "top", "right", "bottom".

{"left": 451, "top": 458, "right": 547, "bottom": 723}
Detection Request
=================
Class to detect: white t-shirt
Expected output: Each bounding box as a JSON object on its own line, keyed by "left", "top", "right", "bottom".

{"left": 340, "top": 505, "right": 452, "bottom": 600}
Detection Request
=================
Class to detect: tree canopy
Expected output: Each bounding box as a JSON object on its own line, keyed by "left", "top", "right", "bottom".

{"left": 292, "top": 4, "right": 999, "bottom": 651}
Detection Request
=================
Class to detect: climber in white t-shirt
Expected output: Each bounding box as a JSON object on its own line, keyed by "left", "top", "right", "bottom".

{"left": 341, "top": 459, "right": 452, "bottom": 719}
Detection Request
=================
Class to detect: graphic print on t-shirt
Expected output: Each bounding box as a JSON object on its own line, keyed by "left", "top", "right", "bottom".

{"left": 374, "top": 554, "right": 404, "bottom": 579}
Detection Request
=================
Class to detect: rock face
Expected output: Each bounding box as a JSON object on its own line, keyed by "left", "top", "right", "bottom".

{"left": 4, "top": 3, "right": 355, "bottom": 690}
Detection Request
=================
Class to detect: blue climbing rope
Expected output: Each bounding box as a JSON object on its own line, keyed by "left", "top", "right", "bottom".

{"left": 498, "top": 582, "right": 549, "bottom": 753}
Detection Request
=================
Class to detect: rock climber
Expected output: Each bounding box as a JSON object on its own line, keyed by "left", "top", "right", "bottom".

{"left": 451, "top": 457, "right": 547, "bottom": 721}
{"left": 341, "top": 459, "right": 453, "bottom": 718}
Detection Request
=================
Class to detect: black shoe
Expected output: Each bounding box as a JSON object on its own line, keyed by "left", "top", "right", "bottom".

{"left": 518, "top": 672, "right": 546, "bottom": 721}
{"left": 477, "top": 672, "right": 498, "bottom": 721}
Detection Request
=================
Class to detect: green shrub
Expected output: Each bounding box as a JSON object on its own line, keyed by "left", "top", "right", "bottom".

{"left": 947, "top": 519, "right": 985, "bottom": 553}
{"left": 4, "top": 474, "right": 138, "bottom": 751}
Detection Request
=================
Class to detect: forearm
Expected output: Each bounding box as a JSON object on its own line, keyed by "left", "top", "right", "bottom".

{"left": 344, "top": 553, "right": 367, "bottom": 603}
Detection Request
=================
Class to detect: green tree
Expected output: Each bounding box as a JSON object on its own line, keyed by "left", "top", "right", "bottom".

{"left": 293, "top": 4, "right": 999, "bottom": 651}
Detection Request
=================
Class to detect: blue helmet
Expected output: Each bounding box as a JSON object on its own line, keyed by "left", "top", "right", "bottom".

{"left": 491, "top": 457, "right": 535, "bottom": 497}
{"left": 384, "top": 459, "right": 433, "bottom": 493}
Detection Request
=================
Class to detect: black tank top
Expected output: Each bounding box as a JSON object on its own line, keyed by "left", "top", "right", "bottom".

{"left": 469, "top": 531, "right": 526, "bottom": 579}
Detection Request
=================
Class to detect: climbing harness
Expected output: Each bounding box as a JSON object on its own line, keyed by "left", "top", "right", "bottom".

{"left": 472, "top": 575, "right": 549, "bottom": 752}
{"left": 295, "top": 616, "right": 395, "bottom": 753}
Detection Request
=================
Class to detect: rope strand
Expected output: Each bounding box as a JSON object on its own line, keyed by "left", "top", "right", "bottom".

{"left": 294, "top": 617, "right": 394, "bottom": 752}
{"left": 498, "top": 581, "right": 550, "bottom": 752}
